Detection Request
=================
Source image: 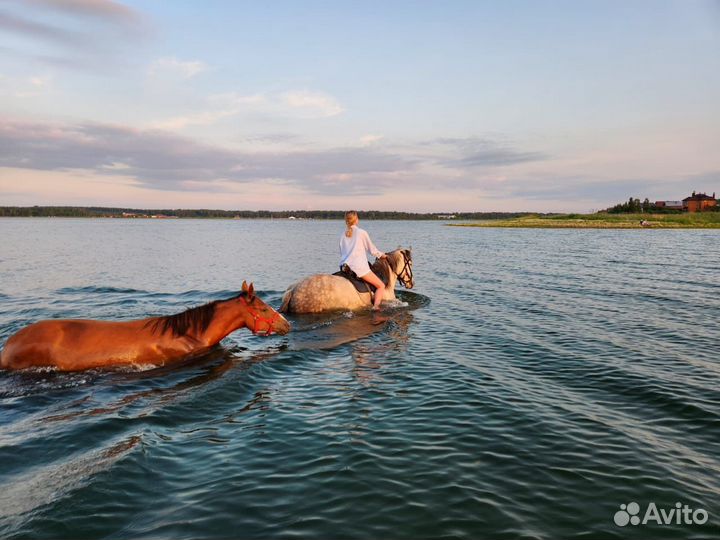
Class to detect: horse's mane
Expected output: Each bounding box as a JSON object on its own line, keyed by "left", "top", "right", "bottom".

{"left": 370, "top": 249, "right": 411, "bottom": 288}
{"left": 145, "top": 291, "right": 246, "bottom": 337}
{"left": 370, "top": 255, "right": 393, "bottom": 287}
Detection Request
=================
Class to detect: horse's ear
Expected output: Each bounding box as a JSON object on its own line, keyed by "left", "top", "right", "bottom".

{"left": 242, "top": 280, "right": 248, "bottom": 293}
{"left": 248, "top": 282, "right": 255, "bottom": 299}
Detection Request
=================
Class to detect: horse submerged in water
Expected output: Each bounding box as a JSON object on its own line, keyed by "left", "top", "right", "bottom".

{"left": 0, "top": 282, "right": 290, "bottom": 372}
{"left": 280, "top": 249, "right": 413, "bottom": 313}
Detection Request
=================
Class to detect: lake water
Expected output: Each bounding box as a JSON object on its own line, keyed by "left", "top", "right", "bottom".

{"left": 0, "top": 218, "right": 718, "bottom": 539}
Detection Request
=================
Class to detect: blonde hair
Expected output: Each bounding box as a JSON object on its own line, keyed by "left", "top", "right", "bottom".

{"left": 344, "top": 210, "right": 358, "bottom": 237}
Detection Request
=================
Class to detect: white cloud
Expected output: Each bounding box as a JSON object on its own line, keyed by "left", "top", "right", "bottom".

{"left": 101, "top": 161, "right": 131, "bottom": 170}
{"left": 359, "top": 134, "right": 384, "bottom": 146}
{"left": 151, "top": 111, "right": 233, "bottom": 131}
{"left": 208, "top": 92, "right": 267, "bottom": 107}
{"left": 29, "top": 75, "right": 51, "bottom": 87}
{"left": 150, "top": 90, "right": 344, "bottom": 131}
{"left": 150, "top": 93, "right": 266, "bottom": 130}
{"left": 0, "top": 73, "right": 53, "bottom": 97}
{"left": 148, "top": 57, "right": 209, "bottom": 79}
{"left": 280, "top": 90, "right": 344, "bottom": 117}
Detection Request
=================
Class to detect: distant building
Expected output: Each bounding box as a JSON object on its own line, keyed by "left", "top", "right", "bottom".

{"left": 683, "top": 191, "right": 717, "bottom": 213}
{"left": 654, "top": 200, "right": 683, "bottom": 210}
{"left": 437, "top": 214, "right": 457, "bottom": 219}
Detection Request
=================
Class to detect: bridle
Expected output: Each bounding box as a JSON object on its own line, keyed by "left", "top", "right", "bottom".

{"left": 391, "top": 250, "right": 413, "bottom": 288}
{"left": 239, "top": 296, "right": 281, "bottom": 336}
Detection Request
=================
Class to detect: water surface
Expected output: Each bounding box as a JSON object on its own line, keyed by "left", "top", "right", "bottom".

{"left": 0, "top": 218, "right": 718, "bottom": 539}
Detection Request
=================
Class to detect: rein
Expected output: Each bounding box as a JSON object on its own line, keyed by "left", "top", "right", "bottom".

{"left": 239, "top": 296, "right": 281, "bottom": 336}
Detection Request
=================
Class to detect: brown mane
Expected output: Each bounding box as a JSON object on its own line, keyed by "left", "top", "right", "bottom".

{"left": 371, "top": 249, "right": 412, "bottom": 289}
{"left": 370, "top": 256, "right": 393, "bottom": 287}
{"left": 145, "top": 292, "right": 247, "bottom": 337}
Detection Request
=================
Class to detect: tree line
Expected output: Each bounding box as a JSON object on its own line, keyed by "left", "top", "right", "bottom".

{"left": 0, "top": 206, "right": 542, "bottom": 220}
{"left": 605, "top": 198, "right": 685, "bottom": 214}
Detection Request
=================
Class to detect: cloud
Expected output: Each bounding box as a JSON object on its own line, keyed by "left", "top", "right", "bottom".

{"left": 150, "top": 93, "right": 266, "bottom": 130}
{"left": 2, "top": 118, "right": 713, "bottom": 212}
{"left": 0, "top": 118, "right": 565, "bottom": 204}
{"left": 0, "top": 0, "right": 145, "bottom": 69}
{"left": 359, "top": 134, "right": 384, "bottom": 147}
{"left": 0, "top": 10, "right": 88, "bottom": 49}
{"left": 148, "top": 57, "right": 209, "bottom": 80}
{"left": 431, "top": 137, "right": 548, "bottom": 168}
{"left": 0, "top": 118, "right": 413, "bottom": 194}
{"left": 241, "top": 133, "right": 302, "bottom": 145}
{"left": 0, "top": 73, "right": 53, "bottom": 97}
{"left": 29, "top": 75, "right": 50, "bottom": 87}
{"left": 150, "top": 90, "right": 344, "bottom": 130}
{"left": 24, "top": 0, "right": 140, "bottom": 24}
{"left": 150, "top": 110, "right": 237, "bottom": 131}
{"left": 279, "top": 90, "right": 344, "bottom": 118}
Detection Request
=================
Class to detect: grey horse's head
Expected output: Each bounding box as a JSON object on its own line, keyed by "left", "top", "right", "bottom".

{"left": 390, "top": 248, "right": 414, "bottom": 289}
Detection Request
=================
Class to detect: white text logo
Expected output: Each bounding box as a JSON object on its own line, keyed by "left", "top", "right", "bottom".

{"left": 614, "top": 502, "right": 708, "bottom": 527}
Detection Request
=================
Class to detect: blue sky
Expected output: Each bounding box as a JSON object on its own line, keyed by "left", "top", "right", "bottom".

{"left": 1, "top": 0, "right": 718, "bottom": 211}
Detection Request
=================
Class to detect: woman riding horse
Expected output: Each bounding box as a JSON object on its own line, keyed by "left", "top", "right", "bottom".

{"left": 340, "top": 210, "right": 387, "bottom": 311}
{"left": 281, "top": 212, "right": 414, "bottom": 315}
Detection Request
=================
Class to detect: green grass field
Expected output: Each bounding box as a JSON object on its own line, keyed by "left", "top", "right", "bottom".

{"left": 449, "top": 212, "right": 720, "bottom": 229}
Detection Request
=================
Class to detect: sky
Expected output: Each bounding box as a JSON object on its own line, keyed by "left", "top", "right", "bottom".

{"left": 0, "top": 0, "right": 718, "bottom": 212}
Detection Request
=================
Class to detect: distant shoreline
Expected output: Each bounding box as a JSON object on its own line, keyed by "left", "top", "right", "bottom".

{"left": 5, "top": 208, "right": 719, "bottom": 228}
{"left": 0, "top": 207, "right": 540, "bottom": 221}
{"left": 450, "top": 213, "right": 720, "bottom": 229}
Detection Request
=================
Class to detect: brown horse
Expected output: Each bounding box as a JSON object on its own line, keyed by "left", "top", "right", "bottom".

{"left": 280, "top": 248, "right": 413, "bottom": 313}
{"left": 0, "top": 281, "right": 290, "bottom": 372}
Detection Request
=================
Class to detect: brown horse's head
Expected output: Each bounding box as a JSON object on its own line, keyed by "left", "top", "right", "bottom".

{"left": 238, "top": 281, "right": 291, "bottom": 335}
{"left": 391, "top": 248, "right": 414, "bottom": 289}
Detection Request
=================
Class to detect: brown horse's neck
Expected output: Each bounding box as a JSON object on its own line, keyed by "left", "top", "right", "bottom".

{"left": 194, "top": 298, "right": 248, "bottom": 347}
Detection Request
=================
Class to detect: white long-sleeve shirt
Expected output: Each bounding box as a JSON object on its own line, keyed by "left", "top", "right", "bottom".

{"left": 339, "top": 225, "right": 384, "bottom": 277}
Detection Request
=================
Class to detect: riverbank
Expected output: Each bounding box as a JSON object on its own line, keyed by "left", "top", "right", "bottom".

{"left": 450, "top": 213, "right": 720, "bottom": 229}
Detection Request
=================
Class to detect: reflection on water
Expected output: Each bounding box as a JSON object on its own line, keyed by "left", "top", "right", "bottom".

{"left": 350, "top": 309, "right": 416, "bottom": 387}
{"left": 284, "top": 291, "right": 424, "bottom": 353}
{"left": 0, "top": 434, "right": 141, "bottom": 529}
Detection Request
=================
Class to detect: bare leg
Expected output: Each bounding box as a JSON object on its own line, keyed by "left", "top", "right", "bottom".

{"left": 359, "top": 271, "right": 385, "bottom": 310}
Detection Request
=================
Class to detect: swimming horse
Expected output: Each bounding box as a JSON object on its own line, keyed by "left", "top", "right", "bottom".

{"left": 280, "top": 249, "right": 413, "bottom": 313}
{"left": 0, "top": 281, "right": 290, "bottom": 371}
